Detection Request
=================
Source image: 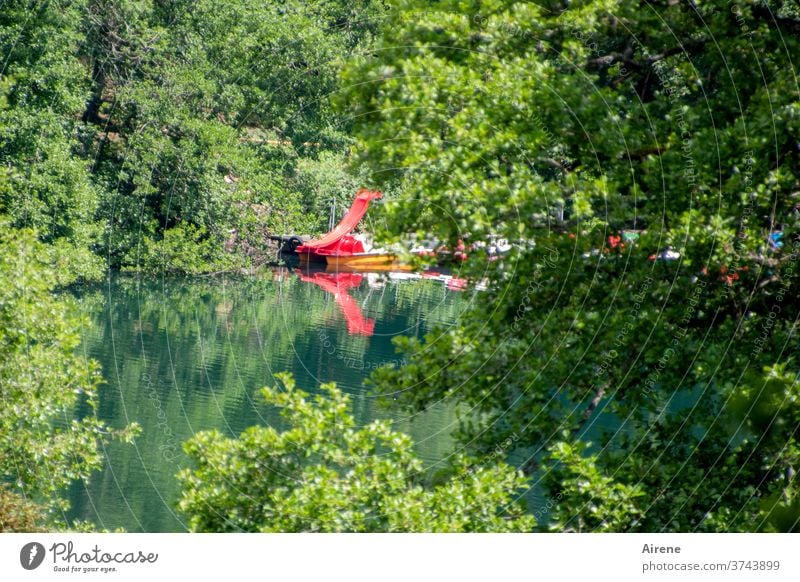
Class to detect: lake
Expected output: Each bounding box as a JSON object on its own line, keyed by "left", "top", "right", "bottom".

{"left": 67, "top": 267, "right": 474, "bottom": 532}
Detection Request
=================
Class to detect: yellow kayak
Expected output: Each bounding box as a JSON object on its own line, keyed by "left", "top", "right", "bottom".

{"left": 324, "top": 253, "right": 414, "bottom": 272}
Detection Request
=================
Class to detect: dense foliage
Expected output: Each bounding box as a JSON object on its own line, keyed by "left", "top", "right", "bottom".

{"left": 343, "top": 0, "right": 800, "bottom": 531}
{"left": 178, "top": 373, "right": 533, "bottom": 532}
{"left": 0, "top": 224, "right": 138, "bottom": 530}
{"left": 5, "top": 0, "right": 800, "bottom": 534}
{"left": 1, "top": 0, "right": 381, "bottom": 276}
{"left": 0, "top": 0, "right": 103, "bottom": 282}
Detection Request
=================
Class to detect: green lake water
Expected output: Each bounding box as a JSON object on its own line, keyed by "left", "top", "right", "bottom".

{"left": 67, "top": 267, "right": 473, "bottom": 532}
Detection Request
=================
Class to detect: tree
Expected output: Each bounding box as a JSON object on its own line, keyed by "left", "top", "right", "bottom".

{"left": 178, "top": 373, "right": 533, "bottom": 532}
{"left": 81, "top": 0, "right": 383, "bottom": 273}
{"left": 342, "top": 0, "right": 800, "bottom": 531}
{"left": 0, "top": 224, "right": 138, "bottom": 530}
{"left": 0, "top": 486, "right": 45, "bottom": 532}
{"left": 0, "top": 0, "right": 103, "bottom": 282}
{"left": 4, "top": 1, "right": 384, "bottom": 276}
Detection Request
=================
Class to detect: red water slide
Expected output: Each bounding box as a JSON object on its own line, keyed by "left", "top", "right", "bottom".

{"left": 295, "top": 189, "right": 382, "bottom": 259}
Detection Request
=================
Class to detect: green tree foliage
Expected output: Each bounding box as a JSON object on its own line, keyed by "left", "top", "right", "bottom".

{"left": 0, "top": 224, "right": 138, "bottom": 529}
{"left": 82, "top": 0, "right": 383, "bottom": 273}
{"left": 543, "top": 440, "right": 645, "bottom": 532}
{"left": 343, "top": 0, "right": 800, "bottom": 531}
{"left": 294, "top": 151, "right": 368, "bottom": 232}
{"left": 2, "top": 1, "right": 383, "bottom": 276}
{"left": 0, "top": 0, "right": 103, "bottom": 281}
{"left": 178, "top": 373, "right": 533, "bottom": 532}
{"left": 0, "top": 486, "right": 45, "bottom": 532}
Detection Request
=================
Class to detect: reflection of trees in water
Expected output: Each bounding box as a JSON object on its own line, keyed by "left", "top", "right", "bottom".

{"left": 67, "top": 274, "right": 464, "bottom": 531}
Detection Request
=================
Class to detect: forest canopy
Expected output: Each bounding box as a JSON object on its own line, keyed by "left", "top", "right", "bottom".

{"left": 2, "top": 0, "right": 800, "bottom": 533}
{"left": 342, "top": 0, "right": 800, "bottom": 531}
{"left": 0, "top": 0, "right": 382, "bottom": 277}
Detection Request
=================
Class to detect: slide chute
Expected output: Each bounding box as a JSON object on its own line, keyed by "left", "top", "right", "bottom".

{"left": 296, "top": 189, "right": 382, "bottom": 259}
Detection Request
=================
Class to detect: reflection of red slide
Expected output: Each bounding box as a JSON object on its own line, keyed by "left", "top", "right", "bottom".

{"left": 295, "top": 189, "right": 382, "bottom": 259}
{"left": 298, "top": 272, "right": 375, "bottom": 336}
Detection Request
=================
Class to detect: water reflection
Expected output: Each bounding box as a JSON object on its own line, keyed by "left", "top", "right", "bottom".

{"left": 296, "top": 271, "right": 375, "bottom": 335}
{"left": 68, "top": 271, "right": 470, "bottom": 531}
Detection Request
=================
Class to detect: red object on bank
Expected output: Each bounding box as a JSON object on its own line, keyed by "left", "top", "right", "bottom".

{"left": 295, "top": 189, "right": 382, "bottom": 261}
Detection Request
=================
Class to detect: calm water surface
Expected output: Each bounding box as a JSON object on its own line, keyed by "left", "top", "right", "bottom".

{"left": 68, "top": 267, "right": 474, "bottom": 532}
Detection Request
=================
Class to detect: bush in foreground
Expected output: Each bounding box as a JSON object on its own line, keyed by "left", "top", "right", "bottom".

{"left": 178, "top": 373, "right": 533, "bottom": 532}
